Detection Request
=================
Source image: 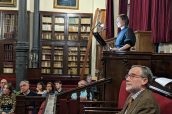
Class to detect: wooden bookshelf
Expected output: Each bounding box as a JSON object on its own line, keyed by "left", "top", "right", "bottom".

{"left": 0, "top": 11, "right": 17, "bottom": 39}
{"left": 0, "top": 39, "right": 16, "bottom": 74}
{"left": 53, "top": 46, "right": 63, "bottom": 74}
{"left": 80, "top": 47, "right": 90, "bottom": 75}
{"left": 68, "top": 47, "right": 78, "bottom": 75}
{"left": 40, "top": 12, "right": 92, "bottom": 76}
{"left": 0, "top": 11, "right": 17, "bottom": 75}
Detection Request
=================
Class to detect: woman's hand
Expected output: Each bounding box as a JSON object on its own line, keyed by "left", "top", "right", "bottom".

{"left": 110, "top": 47, "right": 120, "bottom": 51}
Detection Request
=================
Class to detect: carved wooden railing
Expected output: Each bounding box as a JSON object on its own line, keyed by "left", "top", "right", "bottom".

{"left": 15, "top": 78, "right": 112, "bottom": 114}
{"left": 56, "top": 78, "right": 112, "bottom": 99}
{"left": 45, "top": 78, "right": 112, "bottom": 114}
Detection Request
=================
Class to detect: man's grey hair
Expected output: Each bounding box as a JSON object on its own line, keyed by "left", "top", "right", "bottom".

{"left": 131, "top": 65, "right": 153, "bottom": 83}
{"left": 20, "top": 80, "right": 30, "bottom": 85}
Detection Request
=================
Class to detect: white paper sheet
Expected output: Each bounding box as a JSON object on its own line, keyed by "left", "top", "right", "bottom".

{"left": 155, "top": 77, "right": 172, "bottom": 87}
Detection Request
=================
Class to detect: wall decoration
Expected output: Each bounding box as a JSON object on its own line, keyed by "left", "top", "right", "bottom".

{"left": 0, "top": 0, "right": 16, "bottom": 7}
{"left": 54, "top": 0, "right": 79, "bottom": 9}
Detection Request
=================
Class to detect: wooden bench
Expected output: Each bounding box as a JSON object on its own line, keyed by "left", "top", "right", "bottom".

{"left": 15, "top": 96, "right": 45, "bottom": 114}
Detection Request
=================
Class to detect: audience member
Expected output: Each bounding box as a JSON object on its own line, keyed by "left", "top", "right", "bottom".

{"left": 38, "top": 82, "right": 55, "bottom": 114}
{"left": 71, "top": 80, "right": 92, "bottom": 101}
{"left": 42, "top": 82, "right": 54, "bottom": 97}
{"left": 54, "top": 81, "right": 65, "bottom": 94}
{"left": 86, "top": 75, "right": 97, "bottom": 100}
{"left": 36, "top": 82, "right": 45, "bottom": 95}
{"left": 117, "top": 65, "right": 160, "bottom": 114}
{"left": 0, "top": 83, "right": 16, "bottom": 114}
{"left": 0, "top": 79, "right": 7, "bottom": 96}
{"left": 19, "top": 80, "right": 37, "bottom": 96}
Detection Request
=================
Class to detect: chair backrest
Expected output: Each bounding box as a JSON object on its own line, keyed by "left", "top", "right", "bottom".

{"left": 117, "top": 80, "right": 129, "bottom": 109}
{"left": 152, "top": 92, "right": 172, "bottom": 114}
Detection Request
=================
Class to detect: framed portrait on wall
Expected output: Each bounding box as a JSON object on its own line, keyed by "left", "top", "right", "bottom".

{"left": 54, "top": 0, "right": 79, "bottom": 9}
{"left": 0, "top": 0, "right": 16, "bottom": 7}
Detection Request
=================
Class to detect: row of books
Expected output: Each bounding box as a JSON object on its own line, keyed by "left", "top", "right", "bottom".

{"left": 53, "top": 69, "right": 62, "bottom": 74}
{"left": 3, "top": 14, "right": 15, "bottom": 33}
{"left": 42, "top": 55, "right": 51, "bottom": 60}
{"left": 42, "top": 34, "right": 88, "bottom": 40}
{"left": 68, "top": 56, "right": 78, "bottom": 61}
{"left": 68, "top": 34, "right": 78, "bottom": 40}
{"left": 3, "top": 68, "right": 13, "bottom": 73}
{"left": 42, "top": 17, "right": 52, "bottom": 23}
{"left": 41, "top": 61, "right": 51, "bottom": 67}
{"left": 55, "top": 17, "right": 64, "bottom": 24}
{"left": 42, "top": 33, "right": 52, "bottom": 39}
{"left": 81, "top": 26, "right": 90, "bottom": 32}
{"left": 69, "top": 18, "right": 79, "bottom": 24}
{"left": 41, "top": 68, "right": 51, "bottom": 74}
{"left": 81, "top": 18, "right": 91, "bottom": 24}
{"left": 54, "top": 33, "right": 65, "bottom": 40}
{"left": 54, "top": 25, "right": 64, "bottom": 31}
{"left": 42, "top": 17, "right": 91, "bottom": 25}
{"left": 54, "top": 62, "right": 63, "bottom": 68}
{"left": 42, "top": 25, "right": 91, "bottom": 32}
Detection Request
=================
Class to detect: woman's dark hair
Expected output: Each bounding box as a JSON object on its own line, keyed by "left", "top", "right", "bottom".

{"left": 118, "top": 14, "right": 129, "bottom": 26}
{"left": 4, "top": 83, "right": 13, "bottom": 95}
{"left": 37, "top": 82, "right": 45, "bottom": 91}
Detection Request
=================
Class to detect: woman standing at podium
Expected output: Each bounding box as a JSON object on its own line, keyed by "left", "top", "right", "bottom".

{"left": 110, "top": 14, "right": 136, "bottom": 51}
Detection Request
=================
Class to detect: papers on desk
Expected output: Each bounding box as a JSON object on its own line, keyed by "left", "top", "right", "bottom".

{"left": 155, "top": 77, "right": 172, "bottom": 87}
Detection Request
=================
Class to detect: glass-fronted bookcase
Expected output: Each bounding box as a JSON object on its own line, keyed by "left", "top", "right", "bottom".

{"left": 40, "top": 12, "right": 92, "bottom": 76}
{"left": 0, "top": 11, "right": 17, "bottom": 75}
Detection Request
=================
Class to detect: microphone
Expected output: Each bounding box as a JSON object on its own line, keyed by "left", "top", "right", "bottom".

{"left": 91, "top": 21, "right": 103, "bottom": 31}
{"left": 98, "top": 23, "right": 104, "bottom": 28}
{"left": 97, "top": 24, "right": 108, "bottom": 32}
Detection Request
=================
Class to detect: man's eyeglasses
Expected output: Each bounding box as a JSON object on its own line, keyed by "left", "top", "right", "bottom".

{"left": 20, "top": 84, "right": 27, "bottom": 87}
{"left": 125, "top": 74, "right": 143, "bottom": 80}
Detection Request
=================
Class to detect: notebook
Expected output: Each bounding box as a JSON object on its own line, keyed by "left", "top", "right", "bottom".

{"left": 93, "top": 32, "right": 110, "bottom": 51}
{"left": 93, "top": 32, "right": 107, "bottom": 47}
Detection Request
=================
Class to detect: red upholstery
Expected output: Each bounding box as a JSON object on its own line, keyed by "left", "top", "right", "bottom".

{"left": 117, "top": 80, "right": 129, "bottom": 109}
{"left": 152, "top": 92, "right": 172, "bottom": 114}
{"left": 38, "top": 100, "right": 46, "bottom": 114}
{"left": 0, "top": 76, "right": 16, "bottom": 87}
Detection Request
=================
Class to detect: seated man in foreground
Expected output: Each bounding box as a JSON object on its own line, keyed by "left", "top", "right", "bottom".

{"left": 117, "top": 65, "right": 160, "bottom": 114}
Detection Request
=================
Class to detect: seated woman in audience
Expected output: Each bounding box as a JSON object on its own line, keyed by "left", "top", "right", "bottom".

{"left": 71, "top": 80, "right": 92, "bottom": 101}
{"left": 0, "top": 83, "right": 16, "bottom": 114}
{"left": 42, "top": 82, "right": 55, "bottom": 97}
{"left": 36, "top": 82, "right": 45, "bottom": 95}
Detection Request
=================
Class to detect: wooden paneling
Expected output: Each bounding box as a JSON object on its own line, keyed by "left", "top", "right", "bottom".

{"left": 102, "top": 51, "right": 172, "bottom": 106}
{"left": 102, "top": 51, "right": 151, "bottom": 105}
{"left": 133, "top": 31, "right": 155, "bottom": 52}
